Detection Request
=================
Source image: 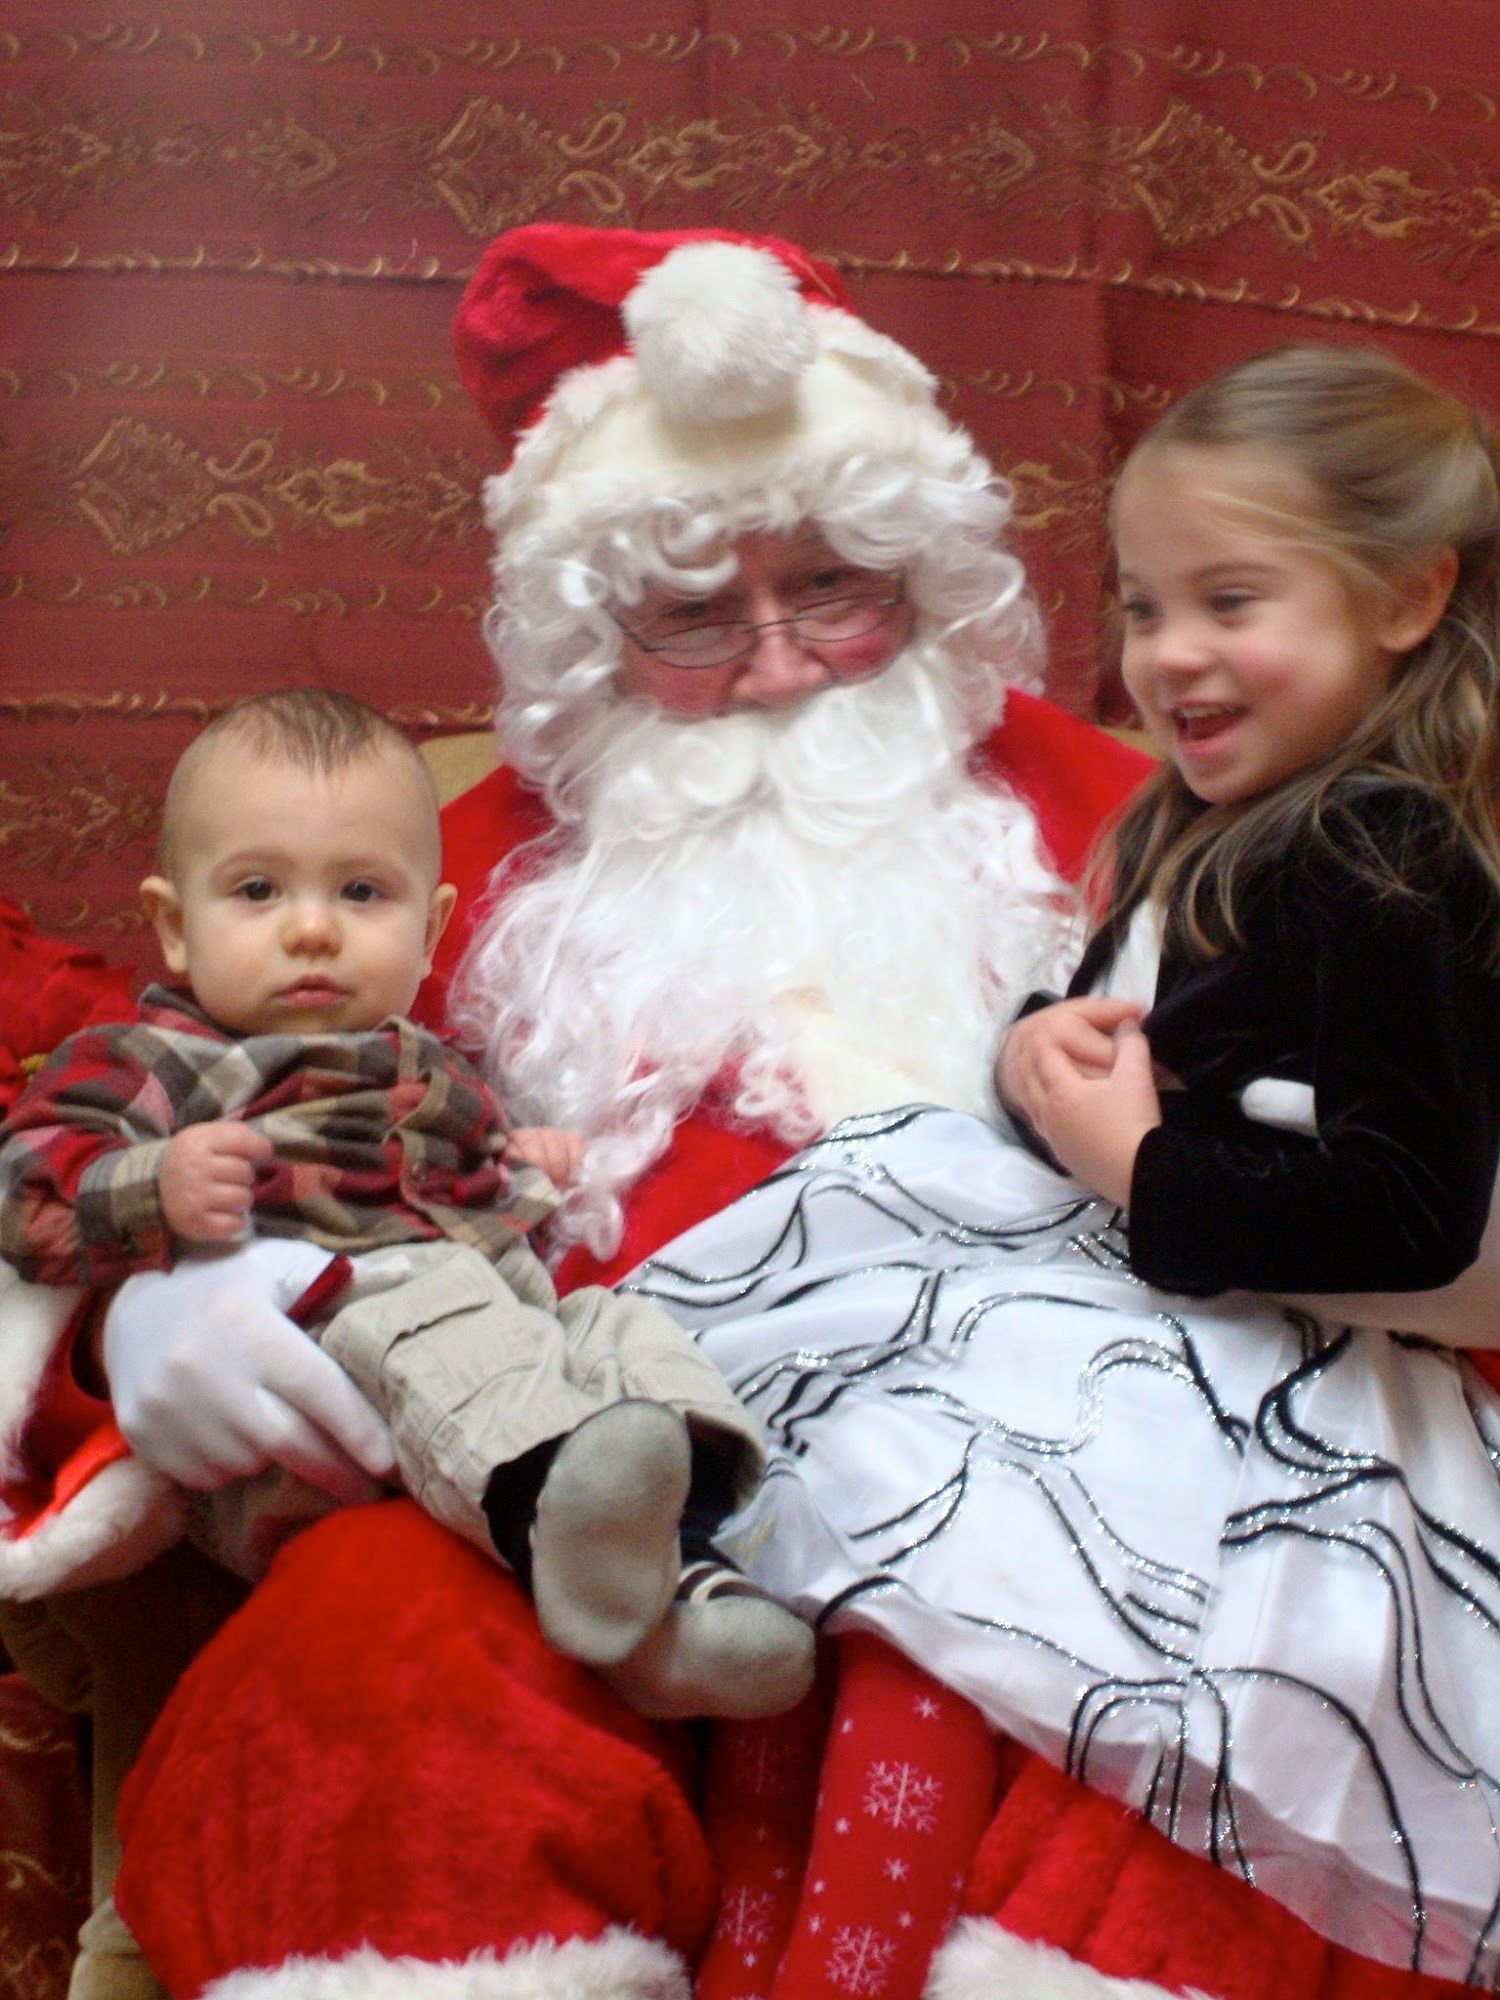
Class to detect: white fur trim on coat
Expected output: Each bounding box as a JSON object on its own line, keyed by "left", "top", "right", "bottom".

{"left": 925, "top": 1920, "right": 1205, "bottom": 2000}
{"left": 0, "top": 1260, "right": 185, "bottom": 1600}
{"left": 196, "top": 1929, "right": 690, "bottom": 2000}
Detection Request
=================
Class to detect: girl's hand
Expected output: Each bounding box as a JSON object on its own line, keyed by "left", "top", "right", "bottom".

{"left": 504, "top": 1125, "right": 586, "bottom": 1188}
{"left": 160, "top": 1120, "right": 274, "bottom": 1243}
{"left": 1025, "top": 1019, "right": 1162, "bottom": 1210}
{"left": 997, "top": 996, "right": 1146, "bottom": 1126}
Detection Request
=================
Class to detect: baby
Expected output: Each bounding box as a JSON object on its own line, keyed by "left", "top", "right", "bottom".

{"left": 0, "top": 686, "right": 813, "bottom": 1720}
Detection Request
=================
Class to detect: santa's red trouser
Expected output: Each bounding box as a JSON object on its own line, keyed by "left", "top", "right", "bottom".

{"left": 116, "top": 1500, "right": 1474, "bottom": 2000}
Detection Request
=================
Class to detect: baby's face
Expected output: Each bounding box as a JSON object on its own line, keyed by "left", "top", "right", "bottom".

{"left": 142, "top": 742, "right": 455, "bottom": 1038}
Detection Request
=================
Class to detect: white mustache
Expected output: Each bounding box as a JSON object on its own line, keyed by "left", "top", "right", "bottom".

{"left": 572, "top": 644, "right": 971, "bottom": 848}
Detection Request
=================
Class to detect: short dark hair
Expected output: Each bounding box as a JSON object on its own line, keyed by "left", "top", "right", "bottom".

{"left": 157, "top": 687, "right": 437, "bottom": 873}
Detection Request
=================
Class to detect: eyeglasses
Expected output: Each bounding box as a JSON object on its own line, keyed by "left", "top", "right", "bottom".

{"left": 613, "top": 588, "right": 907, "bottom": 672}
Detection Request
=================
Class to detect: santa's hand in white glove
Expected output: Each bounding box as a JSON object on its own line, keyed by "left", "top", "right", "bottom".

{"left": 102, "top": 1238, "right": 396, "bottom": 1501}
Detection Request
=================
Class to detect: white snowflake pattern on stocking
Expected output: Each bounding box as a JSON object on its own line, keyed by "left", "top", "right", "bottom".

{"left": 863, "top": 1758, "right": 941, "bottom": 1834}
{"left": 720, "top": 1884, "right": 778, "bottom": 1958}
{"left": 827, "top": 1923, "right": 897, "bottom": 1995}
{"left": 721, "top": 1726, "right": 813, "bottom": 1800}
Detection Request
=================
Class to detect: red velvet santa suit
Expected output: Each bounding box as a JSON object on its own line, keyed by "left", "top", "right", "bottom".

{"left": 103, "top": 690, "right": 1468, "bottom": 2000}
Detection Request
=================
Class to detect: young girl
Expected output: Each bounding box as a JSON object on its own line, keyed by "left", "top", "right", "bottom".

{"left": 628, "top": 344, "right": 1500, "bottom": 1983}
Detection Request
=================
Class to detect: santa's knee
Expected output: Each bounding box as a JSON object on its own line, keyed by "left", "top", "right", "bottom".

{"left": 115, "top": 1501, "right": 715, "bottom": 1999}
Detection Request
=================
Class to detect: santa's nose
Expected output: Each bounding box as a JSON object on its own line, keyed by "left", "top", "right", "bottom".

{"left": 730, "top": 620, "right": 830, "bottom": 707}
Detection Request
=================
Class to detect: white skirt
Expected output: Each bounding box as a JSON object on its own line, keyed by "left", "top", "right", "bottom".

{"left": 625, "top": 1105, "right": 1500, "bottom": 1987}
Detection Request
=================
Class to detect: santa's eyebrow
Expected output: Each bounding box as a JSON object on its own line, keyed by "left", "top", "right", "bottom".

{"left": 649, "top": 594, "right": 743, "bottom": 625}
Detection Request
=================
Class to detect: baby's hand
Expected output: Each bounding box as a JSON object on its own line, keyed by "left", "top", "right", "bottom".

{"left": 504, "top": 1125, "right": 586, "bottom": 1188}
{"left": 160, "top": 1120, "right": 275, "bottom": 1244}
{"left": 997, "top": 996, "right": 1145, "bottom": 1128}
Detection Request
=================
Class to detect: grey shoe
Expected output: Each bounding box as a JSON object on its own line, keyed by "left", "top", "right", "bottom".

{"left": 603, "top": 1559, "right": 817, "bottom": 1720}
{"left": 529, "top": 1401, "right": 691, "bottom": 1666}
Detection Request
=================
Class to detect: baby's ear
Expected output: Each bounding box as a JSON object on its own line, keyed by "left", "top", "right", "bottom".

{"left": 140, "top": 875, "right": 188, "bottom": 974}
{"left": 1380, "top": 547, "right": 1459, "bottom": 654}
{"left": 423, "top": 882, "right": 459, "bottom": 970}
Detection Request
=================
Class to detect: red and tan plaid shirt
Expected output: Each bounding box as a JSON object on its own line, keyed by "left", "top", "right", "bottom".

{"left": 0, "top": 984, "right": 557, "bottom": 1288}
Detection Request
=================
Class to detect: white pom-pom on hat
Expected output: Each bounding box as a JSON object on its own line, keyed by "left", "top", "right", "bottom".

{"left": 622, "top": 241, "right": 819, "bottom": 426}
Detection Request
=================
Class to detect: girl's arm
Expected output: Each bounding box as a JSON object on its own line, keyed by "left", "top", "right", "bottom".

{"left": 1277, "top": 1194, "right": 1500, "bottom": 1347}
{"left": 1129, "top": 791, "right": 1500, "bottom": 1298}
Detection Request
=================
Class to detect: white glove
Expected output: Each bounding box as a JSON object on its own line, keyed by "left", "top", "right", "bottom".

{"left": 102, "top": 1239, "right": 397, "bottom": 1499}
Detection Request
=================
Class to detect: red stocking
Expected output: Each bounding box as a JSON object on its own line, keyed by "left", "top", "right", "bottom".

{"left": 764, "top": 1633, "right": 1000, "bottom": 2000}
{"left": 695, "top": 1657, "right": 835, "bottom": 2000}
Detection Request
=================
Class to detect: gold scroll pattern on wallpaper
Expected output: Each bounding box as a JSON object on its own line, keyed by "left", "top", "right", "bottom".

{"left": 2, "top": 85, "right": 1498, "bottom": 306}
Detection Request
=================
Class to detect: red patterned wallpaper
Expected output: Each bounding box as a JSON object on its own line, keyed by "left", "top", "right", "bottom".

{"left": 3, "top": 0, "right": 1499, "bottom": 982}
{"left": 0, "top": 1671, "right": 88, "bottom": 1999}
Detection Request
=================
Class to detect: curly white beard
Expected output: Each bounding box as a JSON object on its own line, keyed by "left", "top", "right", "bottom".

{"left": 451, "top": 646, "right": 1077, "bottom": 1260}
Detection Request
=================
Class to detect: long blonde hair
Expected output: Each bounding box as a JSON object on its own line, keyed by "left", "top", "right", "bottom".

{"left": 1102, "top": 343, "right": 1500, "bottom": 960}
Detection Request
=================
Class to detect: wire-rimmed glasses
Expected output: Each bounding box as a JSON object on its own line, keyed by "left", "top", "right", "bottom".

{"left": 613, "top": 585, "right": 907, "bottom": 672}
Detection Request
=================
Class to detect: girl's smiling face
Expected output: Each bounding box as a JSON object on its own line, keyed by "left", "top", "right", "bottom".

{"left": 1113, "top": 442, "right": 1408, "bottom": 808}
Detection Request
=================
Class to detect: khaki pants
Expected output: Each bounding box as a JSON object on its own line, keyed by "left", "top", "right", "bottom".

{"left": 318, "top": 1239, "right": 764, "bottom": 1555}
{"left": 191, "top": 1238, "right": 766, "bottom": 1585}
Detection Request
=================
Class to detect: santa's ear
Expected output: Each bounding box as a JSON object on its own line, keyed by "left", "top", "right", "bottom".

{"left": 423, "top": 882, "right": 459, "bottom": 972}
{"left": 1379, "top": 547, "right": 1459, "bottom": 655}
{"left": 140, "top": 875, "right": 188, "bottom": 974}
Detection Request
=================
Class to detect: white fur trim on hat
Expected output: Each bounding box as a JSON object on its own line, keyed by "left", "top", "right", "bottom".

{"left": 925, "top": 1919, "right": 1206, "bottom": 2000}
{"left": 196, "top": 1929, "right": 690, "bottom": 2000}
{"left": 622, "top": 241, "right": 818, "bottom": 426}
{"left": 485, "top": 299, "right": 967, "bottom": 558}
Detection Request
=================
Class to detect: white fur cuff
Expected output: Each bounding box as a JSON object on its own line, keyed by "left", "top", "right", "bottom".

{"left": 925, "top": 1920, "right": 1207, "bottom": 2000}
{"left": 0, "top": 1453, "right": 185, "bottom": 1601}
{"left": 197, "top": 1929, "right": 690, "bottom": 2000}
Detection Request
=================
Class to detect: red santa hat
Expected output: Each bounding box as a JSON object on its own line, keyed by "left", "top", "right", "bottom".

{"left": 451, "top": 221, "right": 984, "bottom": 550}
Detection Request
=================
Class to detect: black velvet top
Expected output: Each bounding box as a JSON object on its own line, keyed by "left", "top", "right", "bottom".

{"left": 1055, "top": 778, "right": 1500, "bottom": 1299}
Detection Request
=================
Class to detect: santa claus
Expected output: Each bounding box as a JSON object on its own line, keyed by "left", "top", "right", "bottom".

{"left": 3, "top": 224, "right": 1472, "bottom": 2000}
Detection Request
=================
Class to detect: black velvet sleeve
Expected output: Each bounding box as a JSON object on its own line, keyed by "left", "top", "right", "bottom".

{"left": 1126, "top": 786, "right": 1500, "bottom": 1298}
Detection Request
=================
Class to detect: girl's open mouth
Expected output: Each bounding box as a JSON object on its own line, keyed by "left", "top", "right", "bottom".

{"left": 1172, "top": 704, "right": 1243, "bottom": 746}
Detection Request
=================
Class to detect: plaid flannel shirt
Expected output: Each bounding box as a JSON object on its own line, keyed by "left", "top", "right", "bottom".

{"left": 0, "top": 983, "right": 558, "bottom": 1288}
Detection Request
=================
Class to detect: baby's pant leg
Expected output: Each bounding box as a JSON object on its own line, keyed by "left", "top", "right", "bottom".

{"left": 557, "top": 1283, "right": 765, "bottom": 1502}
{"left": 316, "top": 1241, "right": 618, "bottom": 1555}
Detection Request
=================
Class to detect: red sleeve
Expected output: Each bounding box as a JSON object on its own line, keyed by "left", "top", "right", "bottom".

{"left": 0, "top": 908, "right": 139, "bottom": 1531}
{"left": 983, "top": 687, "right": 1153, "bottom": 883}
{"left": 0, "top": 896, "right": 135, "bottom": 1122}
